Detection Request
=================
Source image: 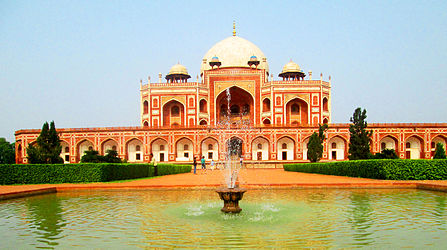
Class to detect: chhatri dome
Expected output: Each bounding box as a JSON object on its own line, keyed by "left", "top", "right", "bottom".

{"left": 165, "top": 63, "right": 191, "bottom": 83}
{"left": 279, "top": 60, "right": 306, "bottom": 80}
{"left": 201, "top": 28, "right": 269, "bottom": 74}
{"left": 168, "top": 63, "right": 189, "bottom": 75}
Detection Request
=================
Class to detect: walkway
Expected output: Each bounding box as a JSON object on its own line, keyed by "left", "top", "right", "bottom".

{"left": 1, "top": 169, "right": 447, "bottom": 200}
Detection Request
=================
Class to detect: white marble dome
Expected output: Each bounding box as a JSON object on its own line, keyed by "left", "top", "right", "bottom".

{"left": 201, "top": 36, "right": 269, "bottom": 73}
{"left": 168, "top": 63, "right": 189, "bottom": 75}
{"left": 281, "top": 60, "right": 302, "bottom": 74}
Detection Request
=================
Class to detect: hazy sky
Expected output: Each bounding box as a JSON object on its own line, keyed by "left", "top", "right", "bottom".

{"left": 1, "top": 0, "right": 446, "bottom": 142}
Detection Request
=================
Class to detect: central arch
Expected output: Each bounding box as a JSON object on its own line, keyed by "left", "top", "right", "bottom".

{"left": 215, "top": 86, "right": 254, "bottom": 124}
{"left": 226, "top": 137, "right": 243, "bottom": 157}
{"left": 162, "top": 100, "right": 185, "bottom": 127}
{"left": 285, "top": 98, "right": 308, "bottom": 125}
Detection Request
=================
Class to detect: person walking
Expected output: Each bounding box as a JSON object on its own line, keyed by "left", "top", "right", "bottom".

{"left": 150, "top": 153, "right": 158, "bottom": 176}
{"left": 193, "top": 156, "right": 197, "bottom": 174}
{"left": 239, "top": 155, "right": 244, "bottom": 168}
{"left": 201, "top": 156, "right": 206, "bottom": 174}
{"left": 210, "top": 159, "right": 215, "bottom": 171}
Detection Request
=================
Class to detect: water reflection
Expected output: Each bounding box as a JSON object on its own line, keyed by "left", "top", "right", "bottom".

{"left": 26, "top": 194, "right": 66, "bottom": 247}
{"left": 0, "top": 189, "right": 446, "bottom": 248}
{"left": 347, "top": 192, "right": 374, "bottom": 246}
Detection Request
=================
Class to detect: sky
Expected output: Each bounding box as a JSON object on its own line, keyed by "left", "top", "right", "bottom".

{"left": 1, "top": 0, "right": 446, "bottom": 142}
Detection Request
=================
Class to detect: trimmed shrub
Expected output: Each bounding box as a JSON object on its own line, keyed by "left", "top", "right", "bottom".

{"left": 0, "top": 163, "right": 191, "bottom": 185}
{"left": 157, "top": 163, "right": 192, "bottom": 176}
{"left": 284, "top": 159, "right": 447, "bottom": 180}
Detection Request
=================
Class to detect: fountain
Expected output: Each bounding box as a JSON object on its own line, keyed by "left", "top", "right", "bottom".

{"left": 215, "top": 88, "right": 249, "bottom": 213}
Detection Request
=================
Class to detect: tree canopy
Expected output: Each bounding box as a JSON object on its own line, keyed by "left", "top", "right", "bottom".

{"left": 27, "top": 121, "right": 63, "bottom": 164}
{"left": 348, "top": 108, "right": 373, "bottom": 160}
{"left": 373, "top": 148, "right": 399, "bottom": 159}
{"left": 307, "top": 124, "right": 329, "bottom": 162}
{"left": 80, "top": 150, "right": 122, "bottom": 163}
{"left": 0, "top": 138, "right": 15, "bottom": 164}
{"left": 433, "top": 143, "right": 447, "bottom": 159}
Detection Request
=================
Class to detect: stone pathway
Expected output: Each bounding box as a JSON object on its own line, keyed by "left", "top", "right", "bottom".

{"left": 1, "top": 169, "right": 447, "bottom": 200}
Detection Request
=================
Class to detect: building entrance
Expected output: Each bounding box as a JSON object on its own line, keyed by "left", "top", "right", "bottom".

{"left": 228, "top": 137, "right": 243, "bottom": 157}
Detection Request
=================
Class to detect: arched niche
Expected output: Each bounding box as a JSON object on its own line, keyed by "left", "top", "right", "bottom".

{"left": 176, "top": 138, "right": 193, "bottom": 161}
{"left": 60, "top": 140, "right": 70, "bottom": 163}
{"left": 431, "top": 136, "right": 447, "bottom": 157}
{"left": 151, "top": 138, "right": 168, "bottom": 162}
{"left": 328, "top": 136, "right": 346, "bottom": 160}
{"left": 143, "top": 100, "right": 149, "bottom": 114}
{"left": 163, "top": 100, "right": 185, "bottom": 127}
{"left": 199, "top": 99, "right": 207, "bottom": 113}
{"left": 102, "top": 139, "right": 118, "bottom": 155}
{"left": 323, "top": 97, "right": 329, "bottom": 112}
{"left": 405, "top": 136, "right": 424, "bottom": 159}
{"left": 285, "top": 98, "right": 308, "bottom": 125}
{"left": 252, "top": 137, "right": 269, "bottom": 160}
{"left": 302, "top": 137, "right": 310, "bottom": 161}
{"left": 201, "top": 137, "right": 219, "bottom": 160}
{"left": 77, "top": 140, "right": 94, "bottom": 160}
{"left": 262, "top": 98, "right": 271, "bottom": 112}
{"left": 277, "top": 137, "right": 295, "bottom": 160}
{"left": 126, "top": 138, "right": 143, "bottom": 162}
{"left": 379, "top": 136, "right": 398, "bottom": 153}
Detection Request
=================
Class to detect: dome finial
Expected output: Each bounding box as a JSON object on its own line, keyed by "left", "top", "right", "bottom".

{"left": 233, "top": 20, "right": 236, "bottom": 36}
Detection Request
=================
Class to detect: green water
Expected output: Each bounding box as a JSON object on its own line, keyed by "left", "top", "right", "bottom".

{"left": 1, "top": 189, "right": 446, "bottom": 249}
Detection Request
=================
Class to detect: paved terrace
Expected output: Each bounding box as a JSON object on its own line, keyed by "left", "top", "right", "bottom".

{"left": 1, "top": 169, "right": 447, "bottom": 200}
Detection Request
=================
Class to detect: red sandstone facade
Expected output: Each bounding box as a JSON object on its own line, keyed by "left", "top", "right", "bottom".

{"left": 14, "top": 34, "right": 447, "bottom": 164}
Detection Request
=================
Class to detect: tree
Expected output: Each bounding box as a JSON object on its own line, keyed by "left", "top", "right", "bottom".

{"left": 433, "top": 143, "right": 447, "bottom": 159}
{"left": 348, "top": 108, "right": 373, "bottom": 160}
{"left": 80, "top": 150, "right": 101, "bottom": 163}
{"left": 81, "top": 149, "right": 122, "bottom": 163}
{"left": 103, "top": 150, "right": 122, "bottom": 163}
{"left": 27, "top": 121, "right": 63, "bottom": 164}
{"left": 0, "top": 138, "right": 15, "bottom": 164}
{"left": 307, "top": 124, "right": 329, "bottom": 162}
{"left": 374, "top": 148, "right": 399, "bottom": 159}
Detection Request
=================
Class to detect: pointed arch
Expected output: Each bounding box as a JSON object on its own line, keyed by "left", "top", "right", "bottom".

{"left": 226, "top": 136, "right": 244, "bottom": 157}
{"left": 379, "top": 135, "right": 399, "bottom": 153}
{"left": 201, "top": 137, "right": 219, "bottom": 160}
{"left": 405, "top": 135, "right": 424, "bottom": 159}
{"left": 125, "top": 138, "right": 143, "bottom": 162}
{"left": 162, "top": 100, "right": 185, "bottom": 127}
{"left": 252, "top": 136, "right": 270, "bottom": 160}
{"left": 60, "top": 140, "right": 70, "bottom": 163}
{"left": 101, "top": 138, "right": 119, "bottom": 155}
{"left": 327, "top": 136, "right": 347, "bottom": 160}
{"left": 302, "top": 136, "right": 311, "bottom": 161}
{"left": 262, "top": 118, "right": 271, "bottom": 125}
{"left": 322, "top": 97, "right": 329, "bottom": 112}
{"left": 215, "top": 86, "right": 254, "bottom": 124}
{"left": 76, "top": 139, "right": 95, "bottom": 161}
{"left": 431, "top": 135, "right": 447, "bottom": 157}
{"left": 285, "top": 97, "right": 309, "bottom": 125}
{"left": 277, "top": 136, "right": 295, "bottom": 160}
{"left": 262, "top": 98, "right": 271, "bottom": 112}
{"left": 150, "top": 138, "right": 168, "bottom": 162}
{"left": 199, "top": 99, "right": 207, "bottom": 113}
{"left": 175, "top": 137, "right": 194, "bottom": 161}
{"left": 143, "top": 100, "right": 149, "bottom": 114}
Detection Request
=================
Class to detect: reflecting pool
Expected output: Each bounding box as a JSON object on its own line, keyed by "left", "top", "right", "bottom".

{"left": 1, "top": 189, "right": 446, "bottom": 248}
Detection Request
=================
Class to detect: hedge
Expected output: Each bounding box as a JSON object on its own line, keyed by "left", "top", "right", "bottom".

{"left": 284, "top": 159, "right": 447, "bottom": 180}
{"left": 0, "top": 163, "right": 191, "bottom": 185}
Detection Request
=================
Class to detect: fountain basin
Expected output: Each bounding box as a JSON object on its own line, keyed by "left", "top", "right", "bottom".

{"left": 216, "top": 187, "right": 247, "bottom": 213}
